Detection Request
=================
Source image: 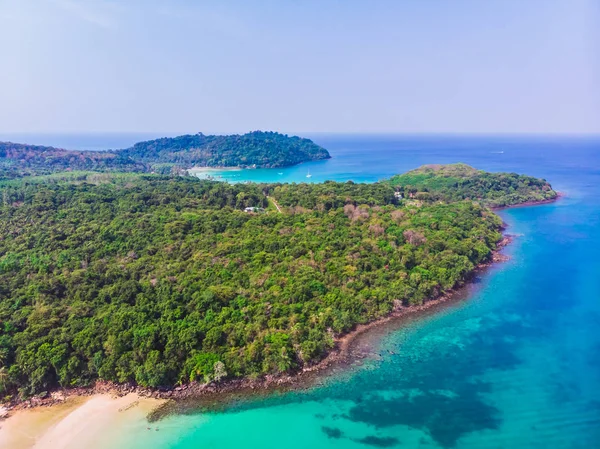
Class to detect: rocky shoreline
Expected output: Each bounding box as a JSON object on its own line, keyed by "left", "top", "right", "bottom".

{"left": 0, "top": 228, "right": 516, "bottom": 420}
{"left": 1, "top": 194, "right": 564, "bottom": 419}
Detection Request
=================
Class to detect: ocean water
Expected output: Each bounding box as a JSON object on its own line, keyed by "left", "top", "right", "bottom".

{"left": 6, "top": 133, "right": 600, "bottom": 448}
{"left": 0, "top": 132, "right": 168, "bottom": 151}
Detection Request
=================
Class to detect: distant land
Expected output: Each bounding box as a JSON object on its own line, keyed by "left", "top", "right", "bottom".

{"left": 0, "top": 131, "right": 331, "bottom": 179}
{"left": 387, "top": 163, "right": 557, "bottom": 208}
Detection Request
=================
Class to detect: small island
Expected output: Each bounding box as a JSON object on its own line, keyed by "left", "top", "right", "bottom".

{"left": 387, "top": 163, "right": 557, "bottom": 208}
{"left": 0, "top": 164, "right": 557, "bottom": 405}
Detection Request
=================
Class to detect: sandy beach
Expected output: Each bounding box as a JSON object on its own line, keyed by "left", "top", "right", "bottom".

{"left": 0, "top": 393, "right": 165, "bottom": 449}
{"left": 187, "top": 166, "right": 243, "bottom": 175}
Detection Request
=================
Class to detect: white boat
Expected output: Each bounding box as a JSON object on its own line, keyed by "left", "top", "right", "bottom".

{"left": 306, "top": 169, "right": 312, "bottom": 178}
{"left": 278, "top": 172, "right": 283, "bottom": 175}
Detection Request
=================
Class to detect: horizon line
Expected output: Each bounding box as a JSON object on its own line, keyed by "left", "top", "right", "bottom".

{"left": 1, "top": 130, "right": 599, "bottom": 137}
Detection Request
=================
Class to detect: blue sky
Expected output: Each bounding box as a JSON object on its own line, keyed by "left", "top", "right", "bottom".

{"left": 0, "top": 0, "right": 598, "bottom": 134}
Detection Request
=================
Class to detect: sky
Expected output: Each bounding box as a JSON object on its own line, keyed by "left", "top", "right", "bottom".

{"left": 0, "top": 0, "right": 598, "bottom": 135}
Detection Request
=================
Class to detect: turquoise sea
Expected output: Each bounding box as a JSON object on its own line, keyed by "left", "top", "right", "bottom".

{"left": 5, "top": 133, "right": 600, "bottom": 448}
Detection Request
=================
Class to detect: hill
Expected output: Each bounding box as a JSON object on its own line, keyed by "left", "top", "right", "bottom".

{"left": 387, "top": 163, "right": 558, "bottom": 207}
{"left": 119, "top": 131, "right": 330, "bottom": 169}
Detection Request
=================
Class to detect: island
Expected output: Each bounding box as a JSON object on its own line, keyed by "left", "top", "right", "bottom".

{"left": 387, "top": 163, "right": 558, "bottom": 207}
{"left": 119, "top": 131, "right": 331, "bottom": 170}
{"left": 0, "top": 131, "right": 331, "bottom": 179}
{"left": 0, "top": 164, "right": 557, "bottom": 403}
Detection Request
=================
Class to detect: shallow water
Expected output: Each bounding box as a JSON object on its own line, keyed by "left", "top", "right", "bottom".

{"left": 6, "top": 133, "right": 600, "bottom": 448}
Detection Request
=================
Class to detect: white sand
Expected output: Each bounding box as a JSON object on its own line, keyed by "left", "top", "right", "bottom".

{"left": 0, "top": 393, "right": 165, "bottom": 449}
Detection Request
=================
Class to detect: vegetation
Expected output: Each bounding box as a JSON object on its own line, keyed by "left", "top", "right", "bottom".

{"left": 0, "top": 171, "right": 143, "bottom": 189}
{"left": 120, "top": 131, "right": 331, "bottom": 169}
{"left": 264, "top": 180, "right": 398, "bottom": 211}
{"left": 0, "top": 132, "right": 330, "bottom": 178}
{"left": 387, "top": 163, "right": 557, "bottom": 207}
{"left": 0, "top": 165, "right": 555, "bottom": 397}
{"left": 0, "top": 142, "right": 144, "bottom": 177}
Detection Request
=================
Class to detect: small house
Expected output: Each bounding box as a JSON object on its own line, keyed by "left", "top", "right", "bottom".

{"left": 244, "top": 207, "right": 265, "bottom": 213}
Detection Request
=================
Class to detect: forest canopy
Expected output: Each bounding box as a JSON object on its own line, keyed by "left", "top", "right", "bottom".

{"left": 119, "top": 131, "right": 331, "bottom": 169}
{"left": 387, "top": 163, "right": 557, "bottom": 207}
{"left": 0, "top": 166, "right": 555, "bottom": 397}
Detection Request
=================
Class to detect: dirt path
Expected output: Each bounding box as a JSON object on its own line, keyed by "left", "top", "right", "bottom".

{"left": 267, "top": 196, "right": 282, "bottom": 213}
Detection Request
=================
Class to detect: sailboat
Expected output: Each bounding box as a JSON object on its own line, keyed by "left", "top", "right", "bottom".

{"left": 306, "top": 169, "right": 312, "bottom": 178}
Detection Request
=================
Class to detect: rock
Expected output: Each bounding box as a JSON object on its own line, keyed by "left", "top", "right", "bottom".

{"left": 51, "top": 391, "right": 66, "bottom": 401}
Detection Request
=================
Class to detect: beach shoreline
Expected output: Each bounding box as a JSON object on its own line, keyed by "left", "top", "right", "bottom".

{"left": 0, "top": 393, "right": 165, "bottom": 449}
{"left": 187, "top": 166, "right": 244, "bottom": 172}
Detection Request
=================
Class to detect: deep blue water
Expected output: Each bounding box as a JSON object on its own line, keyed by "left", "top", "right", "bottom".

{"left": 4, "top": 133, "right": 600, "bottom": 448}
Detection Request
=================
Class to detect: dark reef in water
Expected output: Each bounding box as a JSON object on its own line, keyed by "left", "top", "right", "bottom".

{"left": 354, "top": 436, "right": 400, "bottom": 447}
{"left": 321, "top": 426, "right": 344, "bottom": 439}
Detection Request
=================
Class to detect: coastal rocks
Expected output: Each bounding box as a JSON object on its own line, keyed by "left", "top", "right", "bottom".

{"left": 2, "top": 233, "right": 521, "bottom": 415}
{"left": 492, "top": 253, "right": 510, "bottom": 263}
{"left": 51, "top": 391, "right": 66, "bottom": 401}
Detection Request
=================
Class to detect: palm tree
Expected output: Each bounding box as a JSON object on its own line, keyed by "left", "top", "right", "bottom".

{"left": 0, "top": 367, "right": 7, "bottom": 392}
